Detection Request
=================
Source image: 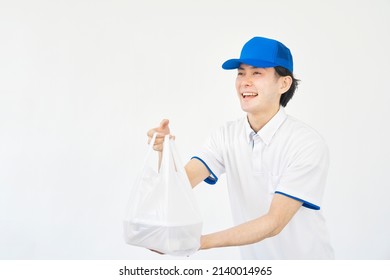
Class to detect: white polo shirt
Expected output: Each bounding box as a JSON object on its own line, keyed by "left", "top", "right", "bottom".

{"left": 193, "top": 107, "right": 334, "bottom": 259}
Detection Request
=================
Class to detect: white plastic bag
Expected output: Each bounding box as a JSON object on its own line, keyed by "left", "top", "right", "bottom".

{"left": 123, "top": 134, "right": 202, "bottom": 256}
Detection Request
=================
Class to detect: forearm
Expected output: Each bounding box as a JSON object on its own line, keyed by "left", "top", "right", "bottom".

{"left": 200, "top": 214, "right": 278, "bottom": 250}
{"left": 200, "top": 194, "right": 302, "bottom": 250}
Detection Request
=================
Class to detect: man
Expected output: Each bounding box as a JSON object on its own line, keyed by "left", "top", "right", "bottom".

{"left": 147, "top": 37, "right": 334, "bottom": 259}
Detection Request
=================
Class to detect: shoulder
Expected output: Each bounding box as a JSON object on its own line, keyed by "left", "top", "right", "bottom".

{"left": 205, "top": 117, "right": 247, "bottom": 148}
{"left": 280, "top": 115, "right": 329, "bottom": 157}
{"left": 284, "top": 115, "right": 326, "bottom": 143}
{"left": 213, "top": 117, "right": 246, "bottom": 137}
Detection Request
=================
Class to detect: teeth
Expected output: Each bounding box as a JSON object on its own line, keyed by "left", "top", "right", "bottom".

{"left": 242, "top": 92, "right": 258, "bottom": 97}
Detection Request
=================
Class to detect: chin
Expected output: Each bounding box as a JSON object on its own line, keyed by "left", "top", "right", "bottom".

{"left": 240, "top": 105, "right": 258, "bottom": 114}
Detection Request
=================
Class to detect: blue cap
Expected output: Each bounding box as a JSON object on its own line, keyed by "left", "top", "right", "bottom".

{"left": 222, "top": 36, "right": 293, "bottom": 72}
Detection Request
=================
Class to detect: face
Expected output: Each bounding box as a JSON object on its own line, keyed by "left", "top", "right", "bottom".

{"left": 235, "top": 64, "right": 286, "bottom": 116}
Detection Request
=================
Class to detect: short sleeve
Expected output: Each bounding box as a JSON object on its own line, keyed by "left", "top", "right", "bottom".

{"left": 276, "top": 137, "right": 330, "bottom": 210}
{"left": 191, "top": 128, "right": 226, "bottom": 185}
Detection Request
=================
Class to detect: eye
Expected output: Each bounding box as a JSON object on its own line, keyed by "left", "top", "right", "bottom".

{"left": 253, "top": 71, "right": 261, "bottom": 75}
{"left": 237, "top": 72, "right": 244, "bottom": 76}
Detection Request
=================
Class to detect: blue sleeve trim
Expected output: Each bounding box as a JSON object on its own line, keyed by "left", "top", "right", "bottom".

{"left": 275, "top": 191, "right": 320, "bottom": 210}
{"left": 191, "top": 156, "right": 218, "bottom": 185}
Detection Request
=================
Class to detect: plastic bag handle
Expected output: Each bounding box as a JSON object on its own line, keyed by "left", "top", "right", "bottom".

{"left": 160, "top": 135, "right": 171, "bottom": 177}
{"left": 141, "top": 132, "right": 158, "bottom": 168}
{"left": 160, "top": 136, "right": 191, "bottom": 184}
{"left": 169, "top": 139, "right": 186, "bottom": 174}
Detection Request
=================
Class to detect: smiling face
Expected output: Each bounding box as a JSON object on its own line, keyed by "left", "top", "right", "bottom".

{"left": 235, "top": 64, "right": 287, "bottom": 117}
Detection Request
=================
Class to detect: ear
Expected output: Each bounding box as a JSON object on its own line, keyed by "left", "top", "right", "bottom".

{"left": 279, "top": 76, "right": 293, "bottom": 94}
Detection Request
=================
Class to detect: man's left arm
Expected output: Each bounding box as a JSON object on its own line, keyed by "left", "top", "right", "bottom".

{"left": 199, "top": 194, "right": 302, "bottom": 249}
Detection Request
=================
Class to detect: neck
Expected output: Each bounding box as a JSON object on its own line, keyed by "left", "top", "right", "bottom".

{"left": 247, "top": 105, "right": 280, "bottom": 133}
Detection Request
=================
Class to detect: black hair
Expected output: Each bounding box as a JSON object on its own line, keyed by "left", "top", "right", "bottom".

{"left": 274, "top": 66, "right": 300, "bottom": 107}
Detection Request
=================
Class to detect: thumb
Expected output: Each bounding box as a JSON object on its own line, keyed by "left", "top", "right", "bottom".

{"left": 160, "top": 119, "right": 169, "bottom": 129}
{"left": 154, "top": 119, "right": 170, "bottom": 136}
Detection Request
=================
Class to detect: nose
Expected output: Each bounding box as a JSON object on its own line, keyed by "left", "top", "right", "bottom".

{"left": 236, "top": 71, "right": 254, "bottom": 90}
{"left": 240, "top": 76, "right": 253, "bottom": 87}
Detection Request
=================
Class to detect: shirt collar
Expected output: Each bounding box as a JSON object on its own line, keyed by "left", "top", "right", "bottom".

{"left": 244, "top": 106, "right": 287, "bottom": 145}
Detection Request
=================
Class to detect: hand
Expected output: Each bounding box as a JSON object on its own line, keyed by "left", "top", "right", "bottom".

{"left": 147, "top": 119, "right": 175, "bottom": 152}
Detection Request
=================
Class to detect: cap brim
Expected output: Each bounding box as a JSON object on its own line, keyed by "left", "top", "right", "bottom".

{"left": 222, "top": 58, "right": 279, "bottom": 70}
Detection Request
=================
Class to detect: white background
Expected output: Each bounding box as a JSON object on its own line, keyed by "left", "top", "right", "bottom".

{"left": 0, "top": 0, "right": 389, "bottom": 260}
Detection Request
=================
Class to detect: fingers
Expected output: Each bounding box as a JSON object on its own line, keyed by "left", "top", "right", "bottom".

{"left": 147, "top": 119, "right": 170, "bottom": 138}
{"left": 148, "top": 134, "right": 175, "bottom": 152}
{"left": 146, "top": 128, "right": 157, "bottom": 139}
{"left": 146, "top": 119, "right": 175, "bottom": 152}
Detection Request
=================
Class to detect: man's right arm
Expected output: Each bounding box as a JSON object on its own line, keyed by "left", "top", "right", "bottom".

{"left": 185, "top": 158, "right": 210, "bottom": 188}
